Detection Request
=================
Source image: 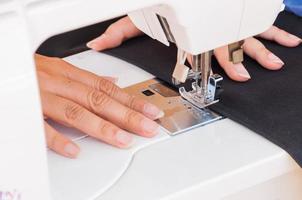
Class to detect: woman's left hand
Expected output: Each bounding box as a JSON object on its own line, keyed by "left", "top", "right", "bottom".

{"left": 36, "top": 54, "right": 163, "bottom": 158}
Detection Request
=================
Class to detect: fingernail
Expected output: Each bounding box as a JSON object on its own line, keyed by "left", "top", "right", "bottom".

{"left": 87, "top": 34, "right": 106, "bottom": 50}
{"left": 116, "top": 131, "right": 133, "bottom": 147}
{"left": 288, "top": 34, "right": 302, "bottom": 43}
{"left": 86, "top": 41, "right": 98, "bottom": 49}
{"left": 234, "top": 63, "right": 251, "bottom": 79}
{"left": 64, "top": 143, "right": 80, "bottom": 158}
{"left": 141, "top": 118, "right": 160, "bottom": 136}
{"left": 144, "top": 103, "right": 164, "bottom": 119}
{"left": 268, "top": 53, "right": 284, "bottom": 65}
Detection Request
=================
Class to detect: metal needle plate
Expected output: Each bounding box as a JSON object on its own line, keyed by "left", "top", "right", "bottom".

{"left": 123, "top": 79, "right": 222, "bottom": 135}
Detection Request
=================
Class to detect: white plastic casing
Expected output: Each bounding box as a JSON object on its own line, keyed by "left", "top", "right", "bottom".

{"left": 129, "top": 0, "right": 284, "bottom": 55}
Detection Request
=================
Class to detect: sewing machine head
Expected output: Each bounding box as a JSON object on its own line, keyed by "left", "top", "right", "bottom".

{"left": 128, "top": 0, "right": 284, "bottom": 108}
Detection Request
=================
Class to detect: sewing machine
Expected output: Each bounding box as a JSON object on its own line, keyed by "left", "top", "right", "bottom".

{"left": 1, "top": 0, "right": 302, "bottom": 200}
{"left": 128, "top": 0, "right": 281, "bottom": 114}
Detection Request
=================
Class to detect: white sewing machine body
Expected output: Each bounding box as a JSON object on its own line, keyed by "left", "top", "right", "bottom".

{"left": 47, "top": 51, "right": 302, "bottom": 200}
{"left": 0, "top": 0, "right": 301, "bottom": 199}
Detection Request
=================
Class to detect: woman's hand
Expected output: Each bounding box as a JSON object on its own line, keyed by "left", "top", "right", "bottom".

{"left": 87, "top": 17, "right": 301, "bottom": 81}
{"left": 214, "top": 26, "right": 301, "bottom": 81}
{"left": 36, "top": 54, "right": 164, "bottom": 158}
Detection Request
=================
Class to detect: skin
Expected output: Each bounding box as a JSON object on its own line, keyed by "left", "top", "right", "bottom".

{"left": 38, "top": 16, "right": 301, "bottom": 159}
{"left": 36, "top": 54, "right": 164, "bottom": 158}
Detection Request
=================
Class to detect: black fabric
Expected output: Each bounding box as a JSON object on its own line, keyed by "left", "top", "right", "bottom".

{"left": 37, "top": 17, "right": 124, "bottom": 57}
{"left": 37, "top": 11, "right": 302, "bottom": 165}
{"left": 104, "top": 11, "right": 302, "bottom": 165}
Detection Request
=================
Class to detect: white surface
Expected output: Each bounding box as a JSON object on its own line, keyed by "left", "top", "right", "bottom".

{"left": 223, "top": 169, "right": 302, "bottom": 200}
{"left": 48, "top": 130, "right": 169, "bottom": 200}
{"left": 48, "top": 51, "right": 301, "bottom": 200}
{"left": 0, "top": 3, "right": 51, "bottom": 199}
{"left": 99, "top": 120, "right": 297, "bottom": 200}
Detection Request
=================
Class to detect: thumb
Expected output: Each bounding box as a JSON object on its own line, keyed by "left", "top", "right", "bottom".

{"left": 87, "top": 33, "right": 122, "bottom": 51}
{"left": 87, "top": 16, "right": 142, "bottom": 51}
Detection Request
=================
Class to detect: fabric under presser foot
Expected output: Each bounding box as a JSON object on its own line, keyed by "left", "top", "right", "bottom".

{"left": 37, "top": 11, "right": 302, "bottom": 166}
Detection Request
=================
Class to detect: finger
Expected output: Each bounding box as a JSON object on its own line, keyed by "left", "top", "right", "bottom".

{"left": 87, "top": 16, "right": 143, "bottom": 51}
{"left": 102, "top": 76, "right": 118, "bottom": 84}
{"left": 214, "top": 46, "right": 251, "bottom": 82}
{"left": 39, "top": 73, "right": 160, "bottom": 137}
{"left": 243, "top": 37, "right": 284, "bottom": 70}
{"left": 41, "top": 91, "right": 134, "bottom": 148}
{"left": 35, "top": 54, "right": 117, "bottom": 82}
{"left": 44, "top": 121, "right": 80, "bottom": 158}
{"left": 35, "top": 54, "right": 118, "bottom": 84}
{"left": 38, "top": 60, "right": 164, "bottom": 120}
{"left": 36, "top": 55, "right": 164, "bottom": 120}
{"left": 258, "top": 26, "right": 301, "bottom": 47}
{"left": 86, "top": 76, "right": 164, "bottom": 120}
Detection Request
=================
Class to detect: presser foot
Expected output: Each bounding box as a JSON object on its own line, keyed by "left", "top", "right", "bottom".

{"left": 179, "top": 74, "right": 223, "bottom": 109}
{"left": 179, "top": 83, "right": 218, "bottom": 109}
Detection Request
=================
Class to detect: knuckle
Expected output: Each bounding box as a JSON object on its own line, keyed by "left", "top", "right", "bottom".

{"left": 37, "top": 71, "right": 49, "bottom": 79}
{"left": 47, "top": 133, "right": 59, "bottom": 150}
{"left": 127, "top": 95, "right": 136, "bottom": 109}
{"left": 36, "top": 71, "right": 50, "bottom": 85}
{"left": 277, "top": 28, "right": 286, "bottom": 34}
{"left": 97, "top": 121, "right": 115, "bottom": 139}
{"left": 61, "top": 65, "right": 73, "bottom": 80}
{"left": 96, "top": 78, "right": 120, "bottom": 97}
{"left": 123, "top": 109, "right": 140, "bottom": 127}
{"left": 107, "top": 23, "right": 117, "bottom": 33}
{"left": 107, "top": 24, "right": 124, "bottom": 42}
{"left": 271, "top": 26, "right": 280, "bottom": 32}
{"left": 62, "top": 78, "right": 73, "bottom": 89}
{"left": 64, "top": 103, "right": 84, "bottom": 123}
{"left": 277, "top": 29, "right": 286, "bottom": 37}
{"left": 243, "top": 37, "right": 253, "bottom": 46}
{"left": 87, "top": 90, "right": 111, "bottom": 110}
{"left": 254, "top": 46, "right": 267, "bottom": 60}
{"left": 275, "top": 28, "right": 288, "bottom": 39}
{"left": 258, "top": 46, "right": 267, "bottom": 53}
